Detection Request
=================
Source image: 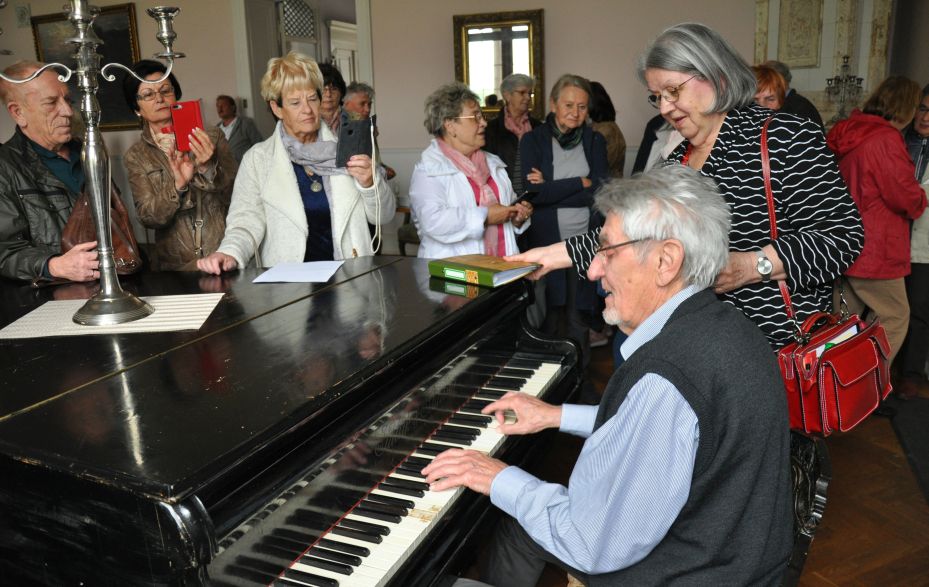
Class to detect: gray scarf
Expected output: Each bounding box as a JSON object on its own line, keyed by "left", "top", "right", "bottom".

{"left": 279, "top": 123, "right": 348, "bottom": 200}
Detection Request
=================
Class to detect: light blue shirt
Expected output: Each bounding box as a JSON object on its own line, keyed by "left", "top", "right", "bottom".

{"left": 490, "top": 285, "right": 702, "bottom": 574}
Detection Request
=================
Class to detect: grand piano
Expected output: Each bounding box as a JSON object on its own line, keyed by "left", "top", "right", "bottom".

{"left": 0, "top": 256, "right": 581, "bottom": 586}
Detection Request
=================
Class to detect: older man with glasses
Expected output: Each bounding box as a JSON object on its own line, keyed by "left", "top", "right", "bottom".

{"left": 427, "top": 165, "right": 792, "bottom": 586}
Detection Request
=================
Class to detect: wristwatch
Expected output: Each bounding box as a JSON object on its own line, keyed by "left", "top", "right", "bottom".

{"left": 755, "top": 250, "right": 773, "bottom": 282}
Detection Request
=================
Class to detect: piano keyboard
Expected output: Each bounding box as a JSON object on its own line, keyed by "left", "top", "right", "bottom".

{"left": 211, "top": 350, "right": 563, "bottom": 587}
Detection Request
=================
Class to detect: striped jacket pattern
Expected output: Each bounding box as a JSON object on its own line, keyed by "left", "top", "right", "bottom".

{"left": 567, "top": 105, "right": 864, "bottom": 348}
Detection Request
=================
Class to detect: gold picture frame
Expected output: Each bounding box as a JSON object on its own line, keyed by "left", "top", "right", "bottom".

{"left": 32, "top": 3, "right": 142, "bottom": 132}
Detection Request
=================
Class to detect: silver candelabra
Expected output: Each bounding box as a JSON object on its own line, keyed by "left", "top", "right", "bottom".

{"left": 825, "top": 55, "right": 863, "bottom": 125}
{"left": 0, "top": 2, "right": 184, "bottom": 325}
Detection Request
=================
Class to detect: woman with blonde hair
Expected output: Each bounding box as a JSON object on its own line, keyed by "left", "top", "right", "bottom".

{"left": 198, "top": 52, "right": 394, "bottom": 274}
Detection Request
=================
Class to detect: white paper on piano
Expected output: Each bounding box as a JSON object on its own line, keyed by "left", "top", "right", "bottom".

{"left": 0, "top": 293, "right": 224, "bottom": 339}
{"left": 252, "top": 261, "right": 344, "bottom": 283}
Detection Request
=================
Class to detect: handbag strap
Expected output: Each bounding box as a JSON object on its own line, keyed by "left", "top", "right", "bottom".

{"left": 760, "top": 116, "right": 805, "bottom": 340}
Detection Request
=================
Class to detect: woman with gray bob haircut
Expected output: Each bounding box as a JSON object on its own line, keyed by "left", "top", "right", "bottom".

{"left": 510, "top": 22, "right": 863, "bottom": 349}
{"left": 410, "top": 82, "right": 532, "bottom": 259}
{"left": 596, "top": 165, "right": 729, "bottom": 288}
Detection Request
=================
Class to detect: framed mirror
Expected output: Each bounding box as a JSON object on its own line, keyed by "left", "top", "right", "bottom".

{"left": 453, "top": 10, "right": 544, "bottom": 120}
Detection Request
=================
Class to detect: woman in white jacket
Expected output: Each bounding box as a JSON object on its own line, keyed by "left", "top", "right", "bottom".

{"left": 410, "top": 82, "right": 532, "bottom": 259}
{"left": 198, "top": 52, "right": 393, "bottom": 274}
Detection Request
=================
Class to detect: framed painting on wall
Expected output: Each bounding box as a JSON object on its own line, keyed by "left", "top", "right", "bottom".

{"left": 31, "top": 3, "right": 141, "bottom": 131}
{"left": 777, "top": 0, "right": 824, "bottom": 68}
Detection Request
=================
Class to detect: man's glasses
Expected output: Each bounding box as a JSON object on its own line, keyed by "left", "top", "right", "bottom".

{"left": 595, "top": 238, "right": 644, "bottom": 258}
{"left": 454, "top": 112, "right": 486, "bottom": 123}
{"left": 137, "top": 87, "right": 176, "bottom": 102}
{"left": 647, "top": 74, "right": 698, "bottom": 109}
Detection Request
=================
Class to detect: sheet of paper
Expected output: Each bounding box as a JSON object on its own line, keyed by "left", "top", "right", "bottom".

{"left": 0, "top": 293, "right": 224, "bottom": 339}
{"left": 252, "top": 261, "right": 344, "bottom": 283}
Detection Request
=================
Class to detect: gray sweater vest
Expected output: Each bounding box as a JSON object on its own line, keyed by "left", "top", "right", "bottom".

{"left": 591, "top": 289, "right": 792, "bottom": 586}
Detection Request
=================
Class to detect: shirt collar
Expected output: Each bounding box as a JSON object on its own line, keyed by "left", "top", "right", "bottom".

{"left": 28, "top": 137, "right": 80, "bottom": 162}
{"left": 620, "top": 284, "right": 703, "bottom": 360}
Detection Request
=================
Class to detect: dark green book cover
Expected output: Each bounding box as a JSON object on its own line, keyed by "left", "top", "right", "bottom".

{"left": 427, "top": 254, "right": 539, "bottom": 288}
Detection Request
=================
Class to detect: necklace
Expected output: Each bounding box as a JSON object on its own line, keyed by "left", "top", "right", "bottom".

{"left": 304, "top": 167, "right": 323, "bottom": 192}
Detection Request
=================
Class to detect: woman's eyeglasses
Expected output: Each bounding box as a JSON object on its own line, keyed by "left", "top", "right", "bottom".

{"left": 137, "top": 87, "right": 176, "bottom": 102}
{"left": 647, "top": 75, "right": 698, "bottom": 109}
{"left": 454, "top": 112, "right": 486, "bottom": 123}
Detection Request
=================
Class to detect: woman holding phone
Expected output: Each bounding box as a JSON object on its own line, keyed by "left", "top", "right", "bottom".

{"left": 122, "top": 59, "right": 237, "bottom": 271}
{"left": 198, "top": 52, "right": 394, "bottom": 275}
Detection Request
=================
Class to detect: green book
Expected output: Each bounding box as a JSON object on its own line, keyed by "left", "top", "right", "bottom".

{"left": 427, "top": 254, "right": 539, "bottom": 288}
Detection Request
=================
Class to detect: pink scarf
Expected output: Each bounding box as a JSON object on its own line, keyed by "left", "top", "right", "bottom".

{"left": 437, "top": 139, "right": 506, "bottom": 256}
{"left": 503, "top": 106, "right": 532, "bottom": 140}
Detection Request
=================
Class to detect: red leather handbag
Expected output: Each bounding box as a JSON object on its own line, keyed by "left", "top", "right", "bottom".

{"left": 761, "top": 117, "right": 892, "bottom": 436}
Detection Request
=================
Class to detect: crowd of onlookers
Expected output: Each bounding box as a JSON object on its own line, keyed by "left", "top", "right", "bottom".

{"left": 1, "top": 19, "right": 927, "bottom": 585}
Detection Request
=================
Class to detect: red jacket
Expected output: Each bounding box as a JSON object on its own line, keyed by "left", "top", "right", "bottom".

{"left": 827, "top": 110, "right": 927, "bottom": 278}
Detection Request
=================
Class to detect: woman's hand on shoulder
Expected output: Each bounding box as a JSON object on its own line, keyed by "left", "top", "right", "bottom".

{"left": 526, "top": 167, "right": 545, "bottom": 185}
{"left": 345, "top": 154, "right": 374, "bottom": 188}
{"left": 197, "top": 252, "right": 238, "bottom": 275}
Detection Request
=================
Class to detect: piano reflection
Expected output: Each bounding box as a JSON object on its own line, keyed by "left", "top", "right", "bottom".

{"left": 0, "top": 257, "right": 580, "bottom": 586}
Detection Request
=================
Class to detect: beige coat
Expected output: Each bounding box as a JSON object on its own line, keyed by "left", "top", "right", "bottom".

{"left": 125, "top": 127, "right": 237, "bottom": 270}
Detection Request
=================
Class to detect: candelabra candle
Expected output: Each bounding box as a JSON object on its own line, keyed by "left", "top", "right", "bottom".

{"left": 825, "top": 55, "right": 863, "bottom": 124}
{"left": 0, "top": 1, "right": 184, "bottom": 325}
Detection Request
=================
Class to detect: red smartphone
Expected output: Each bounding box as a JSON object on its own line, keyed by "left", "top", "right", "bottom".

{"left": 170, "top": 100, "right": 203, "bottom": 151}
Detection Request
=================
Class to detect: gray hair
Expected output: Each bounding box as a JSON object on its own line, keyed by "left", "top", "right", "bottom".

{"left": 763, "top": 60, "right": 792, "bottom": 85}
{"left": 423, "top": 82, "right": 480, "bottom": 138}
{"left": 637, "top": 22, "right": 756, "bottom": 113}
{"left": 595, "top": 165, "right": 730, "bottom": 288}
{"left": 501, "top": 73, "right": 534, "bottom": 95}
{"left": 550, "top": 74, "right": 592, "bottom": 103}
{"left": 346, "top": 81, "right": 375, "bottom": 101}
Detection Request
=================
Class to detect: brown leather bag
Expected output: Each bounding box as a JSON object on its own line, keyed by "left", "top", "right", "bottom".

{"left": 61, "top": 186, "right": 143, "bottom": 275}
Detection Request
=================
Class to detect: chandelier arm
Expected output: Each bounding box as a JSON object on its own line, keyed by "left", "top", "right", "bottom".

{"left": 0, "top": 63, "right": 73, "bottom": 84}
{"left": 100, "top": 60, "right": 174, "bottom": 84}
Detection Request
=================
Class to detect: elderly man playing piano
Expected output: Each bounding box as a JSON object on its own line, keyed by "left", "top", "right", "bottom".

{"left": 424, "top": 165, "right": 793, "bottom": 586}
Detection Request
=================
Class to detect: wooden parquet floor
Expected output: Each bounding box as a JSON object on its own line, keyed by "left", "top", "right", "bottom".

{"left": 534, "top": 344, "right": 929, "bottom": 587}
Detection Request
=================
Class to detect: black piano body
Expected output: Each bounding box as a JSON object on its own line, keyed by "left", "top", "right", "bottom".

{"left": 0, "top": 257, "right": 580, "bottom": 585}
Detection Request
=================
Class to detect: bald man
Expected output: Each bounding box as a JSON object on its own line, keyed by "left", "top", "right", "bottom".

{"left": 0, "top": 61, "right": 99, "bottom": 282}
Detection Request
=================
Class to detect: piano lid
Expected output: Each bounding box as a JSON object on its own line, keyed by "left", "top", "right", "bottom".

{"left": 0, "top": 256, "right": 395, "bottom": 418}
{"left": 0, "top": 258, "right": 526, "bottom": 503}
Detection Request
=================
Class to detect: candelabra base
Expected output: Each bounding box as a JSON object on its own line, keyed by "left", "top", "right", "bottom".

{"left": 72, "top": 290, "right": 154, "bottom": 326}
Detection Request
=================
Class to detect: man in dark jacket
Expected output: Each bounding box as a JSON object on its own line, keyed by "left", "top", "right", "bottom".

{"left": 425, "top": 166, "right": 792, "bottom": 587}
{"left": 0, "top": 60, "right": 98, "bottom": 283}
{"left": 765, "top": 60, "right": 824, "bottom": 127}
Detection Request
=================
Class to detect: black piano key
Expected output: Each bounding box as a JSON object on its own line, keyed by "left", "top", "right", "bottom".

{"left": 385, "top": 476, "right": 430, "bottom": 492}
{"left": 458, "top": 405, "right": 489, "bottom": 416}
{"left": 474, "top": 389, "right": 506, "bottom": 400}
{"left": 449, "top": 373, "right": 493, "bottom": 386}
{"left": 226, "top": 563, "right": 280, "bottom": 584}
{"left": 235, "top": 556, "right": 290, "bottom": 577}
{"left": 395, "top": 464, "right": 426, "bottom": 479}
{"left": 307, "top": 546, "right": 362, "bottom": 566}
{"left": 485, "top": 377, "right": 524, "bottom": 390}
{"left": 332, "top": 525, "right": 383, "bottom": 544}
{"left": 449, "top": 414, "right": 492, "bottom": 426}
{"left": 378, "top": 481, "right": 425, "bottom": 498}
{"left": 438, "top": 423, "right": 479, "bottom": 437}
{"left": 273, "top": 527, "right": 322, "bottom": 546}
{"left": 360, "top": 499, "right": 408, "bottom": 517}
{"left": 404, "top": 455, "right": 433, "bottom": 467}
{"left": 364, "top": 492, "right": 415, "bottom": 509}
{"left": 263, "top": 535, "right": 307, "bottom": 555}
{"left": 340, "top": 516, "right": 391, "bottom": 535}
{"left": 497, "top": 367, "right": 536, "bottom": 377}
{"left": 318, "top": 538, "right": 370, "bottom": 557}
{"left": 352, "top": 505, "right": 403, "bottom": 524}
{"left": 298, "top": 555, "right": 354, "bottom": 576}
{"left": 507, "top": 358, "right": 544, "bottom": 369}
{"left": 416, "top": 442, "right": 453, "bottom": 456}
{"left": 462, "top": 399, "right": 493, "bottom": 410}
{"left": 431, "top": 431, "right": 473, "bottom": 445}
{"left": 278, "top": 571, "right": 338, "bottom": 587}
{"left": 255, "top": 541, "right": 302, "bottom": 560}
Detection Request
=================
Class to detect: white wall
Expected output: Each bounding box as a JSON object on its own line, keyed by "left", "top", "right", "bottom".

{"left": 370, "top": 0, "right": 755, "bottom": 197}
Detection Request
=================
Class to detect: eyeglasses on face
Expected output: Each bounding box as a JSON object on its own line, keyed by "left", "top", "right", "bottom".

{"left": 918, "top": 104, "right": 929, "bottom": 115}
{"left": 647, "top": 74, "right": 698, "bottom": 109}
{"left": 137, "top": 86, "right": 176, "bottom": 102}
{"left": 595, "top": 238, "right": 644, "bottom": 258}
{"left": 454, "top": 112, "right": 485, "bottom": 123}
